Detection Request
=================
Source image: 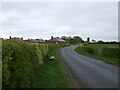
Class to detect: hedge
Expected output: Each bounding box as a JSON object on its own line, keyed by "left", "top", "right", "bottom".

{"left": 75, "top": 46, "right": 95, "bottom": 55}
{"left": 2, "top": 39, "right": 66, "bottom": 88}
{"left": 101, "top": 46, "right": 120, "bottom": 58}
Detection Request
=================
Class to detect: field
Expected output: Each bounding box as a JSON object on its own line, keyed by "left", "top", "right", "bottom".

{"left": 2, "top": 39, "right": 73, "bottom": 88}
{"left": 75, "top": 44, "right": 119, "bottom": 65}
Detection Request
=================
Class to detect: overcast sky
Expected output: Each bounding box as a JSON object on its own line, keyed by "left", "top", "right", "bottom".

{"left": 0, "top": 2, "right": 118, "bottom": 41}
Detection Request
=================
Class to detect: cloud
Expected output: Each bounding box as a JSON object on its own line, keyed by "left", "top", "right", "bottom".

{"left": 0, "top": 2, "right": 118, "bottom": 41}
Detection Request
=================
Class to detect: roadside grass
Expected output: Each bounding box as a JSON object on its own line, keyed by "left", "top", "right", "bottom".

{"left": 32, "top": 46, "right": 73, "bottom": 88}
{"left": 98, "top": 56, "right": 118, "bottom": 65}
{"left": 75, "top": 44, "right": 119, "bottom": 65}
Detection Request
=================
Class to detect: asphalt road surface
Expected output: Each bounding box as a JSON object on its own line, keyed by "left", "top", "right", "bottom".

{"left": 59, "top": 45, "right": 119, "bottom": 88}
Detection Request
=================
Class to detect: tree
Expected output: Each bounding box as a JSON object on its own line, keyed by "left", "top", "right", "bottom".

{"left": 92, "top": 39, "right": 96, "bottom": 43}
{"left": 73, "top": 36, "right": 83, "bottom": 44}
{"left": 61, "top": 36, "right": 83, "bottom": 44}
{"left": 97, "top": 40, "right": 104, "bottom": 44}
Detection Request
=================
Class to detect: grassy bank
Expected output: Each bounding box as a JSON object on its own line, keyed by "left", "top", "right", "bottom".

{"left": 2, "top": 40, "right": 73, "bottom": 88}
{"left": 32, "top": 46, "right": 73, "bottom": 88}
{"left": 75, "top": 44, "right": 119, "bottom": 65}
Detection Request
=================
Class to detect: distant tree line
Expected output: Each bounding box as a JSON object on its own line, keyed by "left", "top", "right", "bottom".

{"left": 61, "top": 36, "right": 84, "bottom": 44}
{"left": 90, "top": 40, "right": 120, "bottom": 44}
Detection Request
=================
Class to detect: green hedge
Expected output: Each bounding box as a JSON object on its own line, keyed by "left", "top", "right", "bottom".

{"left": 2, "top": 40, "right": 66, "bottom": 88}
{"left": 2, "top": 40, "right": 39, "bottom": 88}
{"left": 101, "top": 47, "right": 120, "bottom": 58}
{"left": 75, "top": 46, "right": 95, "bottom": 55}
{"left": 75, "top": 44, "right": 119, "bottom": 65}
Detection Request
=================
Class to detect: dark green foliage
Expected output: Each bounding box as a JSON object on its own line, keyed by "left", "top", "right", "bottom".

{"left": 61, "top": 36, "right": 83, "bottom": 44}
{"left": 97, "top": 40, "right": 104, "bottom": 44}
{"left": 92, "top": 40, "right": 120, "bottom": 44}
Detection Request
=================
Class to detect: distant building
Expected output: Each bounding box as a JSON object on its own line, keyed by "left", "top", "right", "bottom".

{"left": 27, "top": 39, "right": 45, "bottom": 43}
{"left": 47, "top": 36, "right": 67, "bottom": 44}
{"left": 87, "top": 37, "right": 90, "bottom": 42}
{"left": 9, "top": 36, "right": 11, "bottom": 39}
{"left": 9, "top": 36, "right": 23, "bottom": 40}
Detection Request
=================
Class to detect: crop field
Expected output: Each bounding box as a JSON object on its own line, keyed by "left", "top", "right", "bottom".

{"left": 75, "top": 44, "right": 119, "bottom": 65}
{"left": 2, "top": 39, "right": 73, "bottom": 88}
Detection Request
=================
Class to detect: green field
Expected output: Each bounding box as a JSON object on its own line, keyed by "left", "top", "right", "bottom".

{"left": 75, "top": 44, "right": 119, "bottom": 65}
{"left": 2, "top": 40, "right": 73, "bottom": 88}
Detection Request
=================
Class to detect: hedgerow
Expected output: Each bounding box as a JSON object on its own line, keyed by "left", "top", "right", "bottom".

{"left": 102, "top": 46, "right": 120, "bottom": 58}
{"left": 75, "top": 46, "right": 95, "bottom": 55}
{"left": 2, "top": 40, "right": 39, "bottom": 88}
{"left": 75, "top": 44, "right": 119, "bottom": 64}
{"left": 2, "top": 39, "right": 66, "bottom": 88}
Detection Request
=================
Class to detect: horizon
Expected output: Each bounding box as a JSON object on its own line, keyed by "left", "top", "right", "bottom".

{"left": 0, "top": 35, "right": 119, "bottom": 42}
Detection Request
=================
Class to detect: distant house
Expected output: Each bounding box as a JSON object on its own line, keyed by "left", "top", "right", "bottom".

{"left": 9, "top": 36, "right": 23, "bottom": 40}
{"left": 47, "top": 36, "right": 67, "bottom": 44}
{"left": 27, "top": 39, "right": 45, "bottom": 43}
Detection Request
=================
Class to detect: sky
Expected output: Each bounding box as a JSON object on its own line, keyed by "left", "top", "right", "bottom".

{"left": 0, "top": 2, "right": 118, "bottom": 41}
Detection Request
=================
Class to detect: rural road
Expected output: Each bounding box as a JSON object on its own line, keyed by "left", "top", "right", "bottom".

{"left": 59, "top": 45, "right": 119, "bottom": 88}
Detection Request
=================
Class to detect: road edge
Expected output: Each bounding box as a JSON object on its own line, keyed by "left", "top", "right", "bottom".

{"left": 58, "top": 47, "right": 81, "bottom": 88}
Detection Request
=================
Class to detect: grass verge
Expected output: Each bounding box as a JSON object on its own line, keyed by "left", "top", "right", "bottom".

{"left": 32, "top": 46, "right": 73, "bottom": 88}
{"left": 97, "top": 56, "right": 118, "bottom": 65}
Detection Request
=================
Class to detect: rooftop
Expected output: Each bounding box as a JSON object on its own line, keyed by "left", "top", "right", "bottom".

{"left": 49, "top": 37, "right": 66, "bottom": 42}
